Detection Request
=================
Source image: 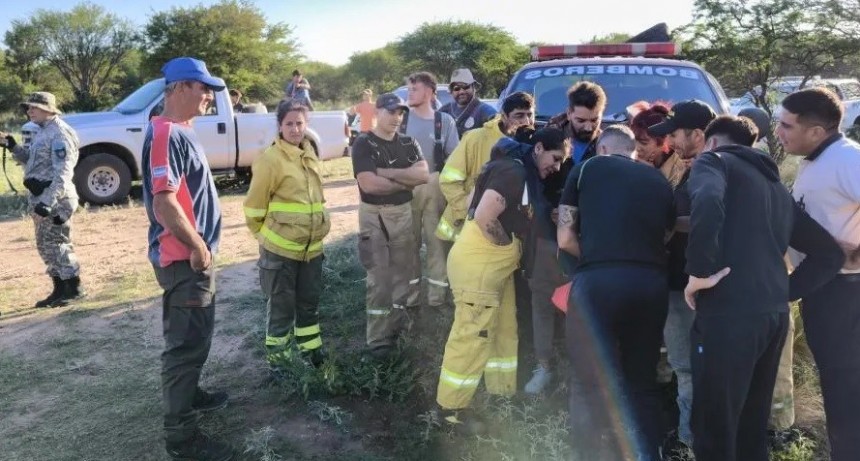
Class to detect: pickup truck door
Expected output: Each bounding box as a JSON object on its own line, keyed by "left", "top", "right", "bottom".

{"left": 191, "top": 97, "right": 232, "bottom": 169}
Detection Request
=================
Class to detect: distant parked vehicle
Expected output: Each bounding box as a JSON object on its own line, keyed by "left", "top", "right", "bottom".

{"left": 392, "top": 84, "right": 454, "bottom": 110}
{"left": 730, "top": 76, "right": 860, "bottom": 132}
{"left": 30, "top": 78, "right": 350, "bottom": 204}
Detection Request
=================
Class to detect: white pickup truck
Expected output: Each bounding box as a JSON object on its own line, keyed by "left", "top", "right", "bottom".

{"left": 26, "top": 78, "right": 350, "bottom": 204}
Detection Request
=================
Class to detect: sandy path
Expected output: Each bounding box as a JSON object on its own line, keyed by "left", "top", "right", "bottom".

{"left": 0, "top": 179, "right": 360, "bottom": 342}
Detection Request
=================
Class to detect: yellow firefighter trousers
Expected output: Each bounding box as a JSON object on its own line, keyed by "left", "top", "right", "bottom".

{"left": 770, "top": 307, "right": 796, "bottom": 430}
{"left": 357, "top": 202, "right": 415, "bottom": 349}
{"left": 437, "top": 220, "right": 521, "bottom": 410}
{"left": 408, "top": 172, "right": 450, "bottom": 308}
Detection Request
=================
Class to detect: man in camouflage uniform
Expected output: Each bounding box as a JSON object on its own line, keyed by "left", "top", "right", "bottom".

{"left": 0, "top": 92, "right": 84, "bottom": 307}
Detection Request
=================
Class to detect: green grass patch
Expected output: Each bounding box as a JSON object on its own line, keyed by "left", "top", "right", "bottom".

{"left": 0, "top": 321, "right": 164, "bottom": 461}
{"left": 0, "top": 146, "right": 27, "bottom": 219}
{"left": 76, "top": 267, "right": 160, "bottom": 311}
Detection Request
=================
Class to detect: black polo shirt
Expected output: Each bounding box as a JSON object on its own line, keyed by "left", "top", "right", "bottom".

{"left": 351, "top": 131, "right": 424, "bottom": 205}
{"left": 560, "top": 154, "right": 675, "bottom": 271}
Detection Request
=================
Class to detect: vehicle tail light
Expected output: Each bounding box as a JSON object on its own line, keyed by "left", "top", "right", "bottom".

{"left": 344, "top": 121, "right": 349, "bottom": 137}
{"left": 530, "top": 42, "right": 680, "bottom": 61}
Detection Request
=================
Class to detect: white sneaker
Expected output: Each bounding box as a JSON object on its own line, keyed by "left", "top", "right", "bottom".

{"left": 524, "top": 365, "right": 553, "bottom": 394}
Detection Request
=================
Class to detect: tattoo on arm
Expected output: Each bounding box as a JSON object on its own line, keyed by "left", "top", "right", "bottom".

{"left": 558, "top": 205, "right": 577, "bottom": 229}
{"left": 485, "top": 219, "right": 512, "bottom": 245}
{"left": 495, "top": 194, "right": 507, "bottom": 208}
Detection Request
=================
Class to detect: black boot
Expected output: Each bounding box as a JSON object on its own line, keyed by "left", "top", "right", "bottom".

{"left": 53, "top": 276, "right": 86, "bottom": 307}
{"left": 35, "top": 276, "right": 64, "bottom": 308}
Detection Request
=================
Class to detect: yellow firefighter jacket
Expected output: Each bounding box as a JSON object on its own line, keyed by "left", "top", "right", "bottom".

{"left": 435, "top": 117, "right": 506, "bottom": 241}
{"left": 244, "top": 137, "right": 331, "bottom": 261}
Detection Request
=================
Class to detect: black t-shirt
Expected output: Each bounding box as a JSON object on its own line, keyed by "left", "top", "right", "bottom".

{"left": 351, "top": 131, "right": 424, "bottom": 205}
{"left": 560, "top": 154, "right": 675, "bottom": 271}
{"left": 468, "top": 158, "right": 530, "bottom": 238}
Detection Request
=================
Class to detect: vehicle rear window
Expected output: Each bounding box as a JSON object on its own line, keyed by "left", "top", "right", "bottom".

{"left": 508, "top": 64, "right": 723, "bottom": 120}
{"left": 113, "top": 79, "right": 166, "bottom": 114}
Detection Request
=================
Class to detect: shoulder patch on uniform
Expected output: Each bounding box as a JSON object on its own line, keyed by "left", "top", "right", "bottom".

{"left": 52, "top": 140, "right": 67, "bottom": 159}
{"left": 152, "top": 166, "right": 168, "bottom": 178}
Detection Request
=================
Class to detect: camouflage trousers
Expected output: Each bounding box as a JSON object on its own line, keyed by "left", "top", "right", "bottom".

{"left": 34, "top": 214, "right": 80, "bottom": 279}
{"left": 770, "top": 307, "right": 796, "bottom": 430}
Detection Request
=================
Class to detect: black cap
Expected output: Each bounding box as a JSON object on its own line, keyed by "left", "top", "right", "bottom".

{"left": 647, "top": 100, "right": 716, "bottom": 136}
{"left": 376, "top": 93, "right": 409, "bottom": 112}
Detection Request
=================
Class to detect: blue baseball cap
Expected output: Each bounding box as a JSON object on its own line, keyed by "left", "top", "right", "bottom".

{"left": 161, "top": 57, "right": 226, "bottom": 91}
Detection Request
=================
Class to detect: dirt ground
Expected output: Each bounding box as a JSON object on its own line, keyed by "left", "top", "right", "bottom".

{"left": 0, "top": 178, "right": 358, "bottom": 316}
{"left": 0, "top": 178, "right": 364, "bottom": 460}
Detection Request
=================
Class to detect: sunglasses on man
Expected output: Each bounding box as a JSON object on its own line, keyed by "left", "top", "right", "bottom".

{"left": 450, "top": 84, "right": 472, "bottom": 92}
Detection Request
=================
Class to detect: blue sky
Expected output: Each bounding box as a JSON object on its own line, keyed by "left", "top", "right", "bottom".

{"left": 1, "top": 0, "right": 695, "bottom": 65}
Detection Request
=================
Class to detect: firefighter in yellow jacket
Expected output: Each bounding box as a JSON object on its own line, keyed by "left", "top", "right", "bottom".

{"left": 437, "top": 127, "right": 568, "bottom": 432}
{"left": 435, "top": 92, "right": 536, "bottom": 242}
{"left": 244, "top": 101, "right": 331, "bottom": 366}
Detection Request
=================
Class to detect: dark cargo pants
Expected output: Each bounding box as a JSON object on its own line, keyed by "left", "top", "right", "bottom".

{"left": 153, "top": 260, "right": 216, "bottom": 444}
{"left": 258, "top": 248, "right": 324, "bottom": 360}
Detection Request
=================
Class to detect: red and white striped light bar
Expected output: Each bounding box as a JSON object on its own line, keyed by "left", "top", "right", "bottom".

{"left": 530, "top": 42, "right": 681, "bottom": 61}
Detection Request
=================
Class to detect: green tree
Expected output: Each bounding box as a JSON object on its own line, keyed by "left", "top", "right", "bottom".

{"left": 681, "top": 0, "right": 856, "bottom": 114}
{"left": 0, "top": 51, "right": 29, "bottom": 113}
{"left": 3, "top": 21, "right": 44, "bottom": 84}
{"left": 396, "top": 21, "right": 529, "bottom": 97}
{"left": 342, "top": 45, "right": 408, "bottom": 96}
{"left": 299, "top": 61, "right": 348, "bottom": 108}
{"left": 18, "top": 2, "right": 139, "bottom": 111}
{"left": 678, "top": 0, "right": 859, "bottom": 162}
{"left": 144, "top": 0, "right": 301, "bottom": 103}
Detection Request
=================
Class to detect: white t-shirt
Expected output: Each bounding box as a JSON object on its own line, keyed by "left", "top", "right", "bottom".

{"left": 790, "top": 136, "right": 860, "bottom": 273}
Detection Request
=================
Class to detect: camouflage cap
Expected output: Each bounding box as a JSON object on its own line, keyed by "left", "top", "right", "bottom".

{"left": 20, "top": 92, "right": 62, "bottom": 114}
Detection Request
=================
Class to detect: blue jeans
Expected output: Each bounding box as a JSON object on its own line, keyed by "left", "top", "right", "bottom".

{"left": 664, "top": 290, "right": 695, "bottom": 445}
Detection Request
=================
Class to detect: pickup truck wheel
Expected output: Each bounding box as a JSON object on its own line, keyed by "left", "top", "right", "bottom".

{"left": 75, "top": 153, "right": 132, "bottom": 205}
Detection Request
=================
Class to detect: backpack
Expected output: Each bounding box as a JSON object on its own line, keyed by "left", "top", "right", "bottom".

{"left": 399, "top": 111, "right": 446, "bottom": 172}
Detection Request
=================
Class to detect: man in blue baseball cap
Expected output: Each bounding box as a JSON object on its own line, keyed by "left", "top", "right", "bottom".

{"left": 162, "top": 56, "right": 226, "bottom": 91}
{"left": 143, "top": 56, "right": 232, "bottom": 461}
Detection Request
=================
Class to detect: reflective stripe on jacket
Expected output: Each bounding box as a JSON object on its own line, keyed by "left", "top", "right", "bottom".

{"left": 436, "top": 117, "right": 506, "bottom": 241}
{"left": 244, "top": 137, "right": 330, "bottom": 261}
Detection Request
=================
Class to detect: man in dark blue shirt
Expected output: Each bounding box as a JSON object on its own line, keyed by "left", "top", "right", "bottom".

{"left": 558, "top": 125, "right": 675, "bottom": 461}
{"left": 142, "top": 57, "right": 232, "bottom": 461}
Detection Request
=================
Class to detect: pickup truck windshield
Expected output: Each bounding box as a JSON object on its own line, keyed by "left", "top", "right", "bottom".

{"left": 112, "top": 79, "right": 166, "bottom": 114}
{"left": 509, "top": 64, "right": 722, "bottom": 122}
